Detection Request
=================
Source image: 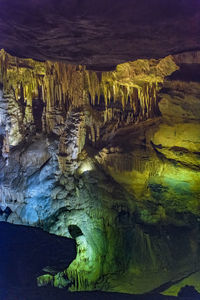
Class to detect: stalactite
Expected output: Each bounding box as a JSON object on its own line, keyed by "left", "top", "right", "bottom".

{"left": 2, "top": 130, "right": 9, "bottom": 158}
{"left": 0, "top": 50, "right": 178, "bottom": 137}
{"left": 85, "top": 69, "right": 163, "bottom": 128}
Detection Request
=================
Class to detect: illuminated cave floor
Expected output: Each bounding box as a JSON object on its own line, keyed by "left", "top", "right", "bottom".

{"left": 0, "top": 222, "right": 198, "bottom": 300}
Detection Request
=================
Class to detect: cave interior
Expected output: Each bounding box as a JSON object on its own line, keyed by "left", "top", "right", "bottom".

{"left": 0, "top": 0, "right": 200, "bottom": 299}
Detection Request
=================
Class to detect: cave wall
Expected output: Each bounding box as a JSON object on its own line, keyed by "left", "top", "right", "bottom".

{"left": 0, "top": 50, "right": 200, "bottom": 294}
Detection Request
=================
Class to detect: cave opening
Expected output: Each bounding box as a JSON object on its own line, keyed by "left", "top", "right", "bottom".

{"left": 68, "top": 225, "right": 83, "bottom": 239}
{"left": 32, "top": 98, "right": 44, "bottom": 132}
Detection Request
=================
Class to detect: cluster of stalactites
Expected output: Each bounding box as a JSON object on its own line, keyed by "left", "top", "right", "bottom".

{"left": 86, "top": 70, "right": 160, "bottom": 123}
{"left": 0, "top": 50, "right": 86, "bottom": 108}
{"left": 0, "top": 50, "right": 87, "bottom": 131}
{"left": 44, "top": 62, "right": 85, "bottom": 110}
{"left": 0, "top": 49, "right": 8, "bottom": 84}
{"left": 0, "top": 49, "right": 163, "bottom": 133}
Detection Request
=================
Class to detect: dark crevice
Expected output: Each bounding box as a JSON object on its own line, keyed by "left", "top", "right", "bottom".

{"left": 68, "top": 225, "right": 83, "bottom": 239}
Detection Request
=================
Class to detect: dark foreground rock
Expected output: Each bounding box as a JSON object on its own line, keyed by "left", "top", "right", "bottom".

{"left": 0, "top": 287, "right": 196, "bottom": 300}
{"left": 0, "top": 222, "right": 76, "bottom": 290}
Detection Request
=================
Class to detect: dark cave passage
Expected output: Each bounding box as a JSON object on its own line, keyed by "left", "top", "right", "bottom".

{"left": 0, "top": 222, "right": 76, "bottom": 290}
{"left": 68, "top": 225, "right": 83, "bottom": 239}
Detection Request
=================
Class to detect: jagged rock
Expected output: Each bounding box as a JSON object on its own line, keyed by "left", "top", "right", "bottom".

{"left": 53, "top": 272, "right": 70, "bottom": 288}
{"left": 65, "top": 177, "right": 75, "bottom": 192}
{"left": 59, "top": 175, "right": 69, "bottom": 186}
{"left": 57, "top": 190, "right": 69, "bottom": 200}
{"left": 37, "top": 274, "right": 54, "bottom": 287}
{"left": 7, "top": 212, "right": 22, "bottom": 225}
{"left": 0, "top": 214, "right": 6, "bottom": 221}
{"left": 51, "top": 186, "right": 64, "bottom": 200}
{"left": 0, "top": 89, "right": 24, "bottom": 147}
{"left": 20, "top": 204, "right": 39, "bottom": 225}
{"left": 15, "top": 204, "right": 24, "bottom": 216}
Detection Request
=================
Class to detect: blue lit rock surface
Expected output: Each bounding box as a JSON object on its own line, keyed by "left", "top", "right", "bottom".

{"left": 0, "top": 50, "right": 200, "bottom": 295}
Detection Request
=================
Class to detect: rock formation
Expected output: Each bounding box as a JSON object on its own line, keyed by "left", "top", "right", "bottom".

{"left": 0, "top": 48, "right": 200, "bottom": 295}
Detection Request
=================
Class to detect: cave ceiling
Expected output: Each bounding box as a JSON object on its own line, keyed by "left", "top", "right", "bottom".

{"left": 0, "top": 0, "right": 200, "bottom": 69}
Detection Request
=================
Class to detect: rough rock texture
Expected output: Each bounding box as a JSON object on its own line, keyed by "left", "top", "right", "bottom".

{"left": 0, "top": 50, "right": 200, "bottom": 294}
{"left": 1, "top": 0, "right": 200, "bottom": 69}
